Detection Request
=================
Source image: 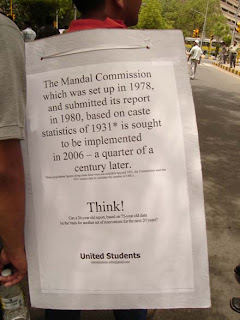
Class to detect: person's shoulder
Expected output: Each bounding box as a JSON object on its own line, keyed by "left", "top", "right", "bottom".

{"left": 0, "top": 15, "right": 24, "bottom": 49}
{"left": 0, "top": 14, "right": 22, "bottom": 38}
{"left": 0, "top": 13, "right": 18, "bottom": 30}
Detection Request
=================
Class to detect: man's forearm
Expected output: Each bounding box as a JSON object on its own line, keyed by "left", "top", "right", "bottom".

{"left": 0, "top": 208, "right": 25, "bottom": 256}
{"left": 0, "top": 140, "right": 25, "bottom": 255}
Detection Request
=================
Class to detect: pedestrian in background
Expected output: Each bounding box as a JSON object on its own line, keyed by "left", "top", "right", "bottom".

{"left": 36, "top": 15, "right": 60, "bottom": 39}
{"left": 229, "top": 40, "right": 239, "bottom": 68}
{"left": 0, "top": 9, "right": 27, "bottom": 286}
{"left": 22, "top": 20, "right": 36, "bottom": 42}
{"left": 188, "top": 39, "right": 202, "bottom": 80}
{"left": 220, "top": 42, "right": 228, "bottom": 64}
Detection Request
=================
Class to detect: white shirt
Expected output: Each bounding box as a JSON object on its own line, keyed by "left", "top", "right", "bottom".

{"left": 189, "top": 45, "right": 202, "bottom": 61}
{"left": 229, "top": 44, "right": 239, "bottom": 54}
{"left": 22, "top": 27, "right": 36, "bottom": 42}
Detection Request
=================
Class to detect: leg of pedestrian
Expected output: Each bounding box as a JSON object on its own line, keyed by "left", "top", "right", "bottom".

{"left": 194, "top": 60, "right": 198, "bottom": 78}
{"left": 190, "top": 60, "right": 196, "bottom": 79}
{"left": 233, "top": 55, "right": 236, "bottom": 68}
{"left": 220, "top": 53, "right": 223, "bottom": 64}
{"left": 230, "top": 54, "right": 233, "bottom": 68}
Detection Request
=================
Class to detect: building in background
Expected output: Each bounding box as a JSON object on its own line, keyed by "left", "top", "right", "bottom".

{"left": 220, "top": 0, "right": 240, "bottom": 41}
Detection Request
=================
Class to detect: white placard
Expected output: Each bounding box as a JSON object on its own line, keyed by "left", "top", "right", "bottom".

{"left": 24, "top": 29, "right": 210, "bottom": 309}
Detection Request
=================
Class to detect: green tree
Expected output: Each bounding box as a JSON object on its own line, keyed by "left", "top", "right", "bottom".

{"left": 160, "top": 0, "right": 181, "bottom": 29}
{"left": 160, "top": 0, "right": 228, "bottom": 39}
{"left": 212, "top": 19, "right": 230, "bottom": 41}
{"left": 222, "top": 34, "right": 232, "bottom": 46}
{"left": 56, "top": 0, "right": 75, "bottom": 28}
{"left": 18, "top": 0, "right": 59, "bottom": 27}
{"left": 0, "top": 0, "right": 74, "bottom": 29}
{"left": 136, "top": 0, "right": 168, "bottom": 29}
{"left": 0, "top": 0, "right": 10, "bottom": 14}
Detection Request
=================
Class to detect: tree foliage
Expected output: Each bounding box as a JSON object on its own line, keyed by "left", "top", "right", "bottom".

{"left": 135, "top": 0, "right": 229, "bottom": 40}
{"left": 222, "top": 34, "right": 232, "bottom": 46}
{"left": 0, "top": 0, "right": 73, "bottom": 29}
{"left": 161, "top": 0, "right": 183, "bottom": 29}
{"left": 212, "top": 19, "right": 230, "bottom": 40}
{"left": 18, "top": 0, "right": 58, "bottom": 27}
{"left": 136, "top": 0, "right": 168, "bottom": 29}
{"left": 56, "top": 0, "right": 75, "bottom": 28}
{"left": 160, "top": 0, "right": 229, "bottom": 40}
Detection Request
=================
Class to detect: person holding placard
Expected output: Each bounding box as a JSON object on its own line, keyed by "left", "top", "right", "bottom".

{"left": 44, "top": 0, "right": 148, "bottom": 319}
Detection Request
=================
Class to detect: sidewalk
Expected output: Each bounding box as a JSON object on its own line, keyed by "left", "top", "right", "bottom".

{"left": 212, "top": 61, "right": 240, "bottom": 76}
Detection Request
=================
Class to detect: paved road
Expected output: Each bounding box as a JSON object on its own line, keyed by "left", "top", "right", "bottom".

{"left": 151, "top": 61, "right": 240, "bottom": 320}
{"left": 90, "top": 62, "right": 240, "bottom": 320}
{"left": 27, "top": 61, "right": 240, "bottom": 320}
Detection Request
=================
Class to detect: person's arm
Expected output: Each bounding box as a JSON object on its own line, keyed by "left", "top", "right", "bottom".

{"left": 198, "top": 51, "right": 202, "bottom": 64}
{"left": 0, "top": 18, "right": 27, "bottom": 286}
{"left": 188, "top": 48, "right": 193, "bottom": 62}
{"left": 0, "top": 139, "right": 27, "bottom": 286}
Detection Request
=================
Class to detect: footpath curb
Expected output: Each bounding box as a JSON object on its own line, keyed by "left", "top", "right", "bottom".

{"left": 212, "top": 62, "right": 240, "bottom": 76}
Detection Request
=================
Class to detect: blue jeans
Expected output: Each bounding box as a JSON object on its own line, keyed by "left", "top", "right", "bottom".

{"left": 45, "top": 309, "right": 148, "bottom": 320}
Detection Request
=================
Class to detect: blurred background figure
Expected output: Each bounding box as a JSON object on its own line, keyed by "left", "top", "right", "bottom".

{"left": 61, "top": 25, "right": 69, "bottom": 34}
{"left": 220, "top": 42, "right": 228, "bottom": 64}
{"left": 229, "top": 40, "right": 239, "bottom": 69}
{"left": 22, "top": 20, "right": 36, "bottom": 42}
{"left": 36, "top": 15, "right": 59, "bottom": 39}
{"left": 188, "top": 39, "right": 202, "bottom": 80}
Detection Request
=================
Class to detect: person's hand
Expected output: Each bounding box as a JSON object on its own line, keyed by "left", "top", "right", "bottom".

{"left": 0, "top": 248, "right": 27, "bottom": 286}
